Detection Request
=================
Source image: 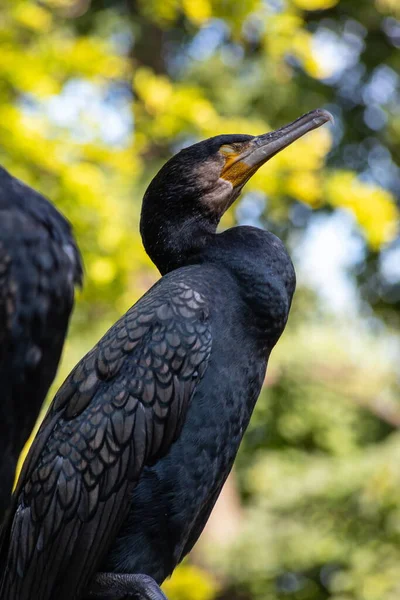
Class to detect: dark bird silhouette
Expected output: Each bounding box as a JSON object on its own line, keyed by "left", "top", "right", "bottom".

{"left": 0, "top": 109, "right": 332, "bottom": 600}
{"left": 0, "top": 167, "right": 82, "bottom": 522}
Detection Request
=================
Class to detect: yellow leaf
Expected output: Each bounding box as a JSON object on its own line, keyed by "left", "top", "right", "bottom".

{"left": 162, "top": 564, "right": 218, "bottom": 600}
{"left": 291, "top": 0, "right": 339, "bottom": 10}
{"left": 182, "top": 0, "right": 212, "bottom": 24}
{"left": 325, "top": 172, "right": 399, "bottom": 249}
{"left": 89, "top": 258, "right": 117, "bottom": 285}
{"left": 12, "top": 3, "right": 53, "bottom": 32}
{"left": 286, "top": 171, "right": 322, "bottom": 206}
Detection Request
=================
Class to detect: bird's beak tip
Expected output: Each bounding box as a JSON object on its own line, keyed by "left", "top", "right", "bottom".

{"left": 312, "top": 108, "right": 334, "bottom": 126}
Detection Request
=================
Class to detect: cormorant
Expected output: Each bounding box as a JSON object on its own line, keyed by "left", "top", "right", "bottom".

{"left": 0, "top": 109, "right": 332, "bottom": 600}
{"left": 0, "top": 167, "right": 82, "bottom": 522}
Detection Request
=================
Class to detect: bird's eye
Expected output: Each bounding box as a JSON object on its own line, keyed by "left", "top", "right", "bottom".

{"left": 220, "top": 145, "right": 236, "bottom": 155}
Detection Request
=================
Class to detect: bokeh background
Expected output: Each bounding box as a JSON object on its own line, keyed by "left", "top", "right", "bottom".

{"left": 2, "top": 0, "right": 400, "bottom": 598}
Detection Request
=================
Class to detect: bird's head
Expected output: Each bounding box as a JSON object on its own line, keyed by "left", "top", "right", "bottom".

{"left": 141, "top": 109, "right": 333, "bottom": 272}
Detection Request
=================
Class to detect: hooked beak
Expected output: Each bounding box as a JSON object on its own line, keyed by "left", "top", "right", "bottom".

{"left": 221, "top": 108, "right": 334, "bottom": 188}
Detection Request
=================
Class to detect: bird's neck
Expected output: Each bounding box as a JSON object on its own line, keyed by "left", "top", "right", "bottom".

{"left": 141, "top": 209, "right": 217, "bottom": 275}
{"left": 142, "top": 207, "right": 295, "bottom": 349}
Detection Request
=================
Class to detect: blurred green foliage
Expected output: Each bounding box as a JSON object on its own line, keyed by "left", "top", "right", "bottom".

{"left": 218, "top": 323, "right": 400, "bottom": 600}
{"left": 2, "top": 0, "right": 400, "bottom": 599}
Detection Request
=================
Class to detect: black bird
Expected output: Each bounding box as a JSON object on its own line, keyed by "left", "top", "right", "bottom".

{"left": 0, "top": 109, "right": 332, "bottom": 600}
{"left": 0, "top": 167, "right": 82, "bottom": 522}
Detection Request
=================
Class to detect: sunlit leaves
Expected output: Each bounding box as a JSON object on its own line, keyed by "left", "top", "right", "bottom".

{"left": 290, "top": 0, "right": 340, "bottom": 10}
{"left": 210, "top": 0, "right": 261, "bottom": 35}
{"left": 162, "top": 564, "right": 218, "bottom": 600}
{"left": 12, "top": 3, "right": 53, "bottom": 32}
{"left": 263, "top": 12, "right": 326, "bottom": 78}
{"left": 137, "top": 0, "right": 261, "bottom": 30}
{"left": 325, "top": 171, "right": 398, "bottom": 249}
{"left": 182, "top": 0, "right": 212, "bottom": 25}
{"left": 375, "top": 0, "right": 400, "bottom": 18}
{"left": 286, "top": 170, "right": 322, "bottom": 205}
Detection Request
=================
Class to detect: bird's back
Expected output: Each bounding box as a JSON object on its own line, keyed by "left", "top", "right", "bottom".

{"left": 0, "top": 166, "right": 82, "bottom": 520}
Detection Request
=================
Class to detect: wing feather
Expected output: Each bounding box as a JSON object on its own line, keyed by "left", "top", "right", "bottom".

{"left": 0, "top": 178, "right": 82, "bottom": 522}
{"left": 0, "top": 278, "right": 212, "bottom": 600}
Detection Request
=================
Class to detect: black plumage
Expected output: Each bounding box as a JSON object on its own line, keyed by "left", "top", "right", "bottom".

{"left": 0, "top": 166, "right": 82, "bottom": 522}
{"left": 0, "top": 109, "right": 332, "bottom": 600}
